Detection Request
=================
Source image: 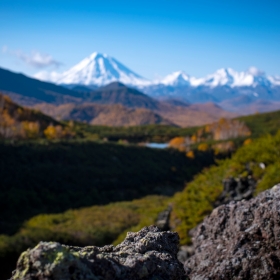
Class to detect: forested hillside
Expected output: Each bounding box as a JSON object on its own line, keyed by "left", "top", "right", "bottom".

{"left": 0, "top": 92, "right": 74, "bottom": 140}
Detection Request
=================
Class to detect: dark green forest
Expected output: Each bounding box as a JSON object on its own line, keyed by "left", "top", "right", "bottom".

{"left": 0, "top": 140, "right": 216, "bottom": 235}
{"left": 71, "top": 122, "right": 199, "bottom": 143}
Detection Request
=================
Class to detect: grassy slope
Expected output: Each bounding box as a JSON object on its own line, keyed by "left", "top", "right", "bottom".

{"left": 171, "top": 131, "right": 280, "bottom": 243}
{"left": 0, "top": 195, "right": 169, "bottom": 279}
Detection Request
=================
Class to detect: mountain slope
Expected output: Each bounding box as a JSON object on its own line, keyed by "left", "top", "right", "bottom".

{"left": 156, "top": 102, "right": 236, "bottom": 127}
{"left": 0, "top": 67, "right": 82, "bottom": 106}
{"left": 82, "top": 82, "right": 160, "bottom": 110}
{"left": 0, "top": 92, "right": 59, "bottom": 126}
{"left": 0, "top": 92, "right": 61, "bottom": 139}
{"left": 35, "top": 102, "right": 174, "bottom": 127}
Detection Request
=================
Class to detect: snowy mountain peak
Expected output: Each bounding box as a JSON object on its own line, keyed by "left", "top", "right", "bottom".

{"left": 188, "top": 67, "right": 272, "bottom": 88}
{"left": 247, "top": 66, "right": 264, "bottom": 76}
{"left": 54, "top": 52, "right": 151, "bottom": 86}
{"left": 158, "top": 71, "right": 191, "bottom": 86}
{"left": 197, "top": 68, "right": 237, "bottom": 87}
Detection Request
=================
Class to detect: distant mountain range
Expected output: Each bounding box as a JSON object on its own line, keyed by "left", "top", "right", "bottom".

{"left": 0, "top": 67, "right": 235, "bottom": 127}
{"left": 34, "top": 52, "right": 280, "bottom": 89}
{"left": 33, "top": 52, "right": 280, "bottom": 113}
{"left": 1, "top": 50, "right": 280, "bottom": 126}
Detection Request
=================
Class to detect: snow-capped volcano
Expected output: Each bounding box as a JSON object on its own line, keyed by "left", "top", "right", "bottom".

{"left": 54, "top": 52, "right": 151, "bottom": 86}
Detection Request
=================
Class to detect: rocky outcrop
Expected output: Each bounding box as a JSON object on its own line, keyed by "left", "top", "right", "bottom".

{"left": 10, "top": 225, "right": 185, "bottom": 280}
{"left": 185, "top": 183, "right": 280, "bottom": 280}
{"left": 214, "top": 175, "right": 256, "bottom": 207}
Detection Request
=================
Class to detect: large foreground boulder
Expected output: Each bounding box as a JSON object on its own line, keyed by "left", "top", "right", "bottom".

{"left": 10, "top": 225, "right": 185, "bottom": 280}
{"left": 185, "top": 184, "right": 280, "bottom": 280}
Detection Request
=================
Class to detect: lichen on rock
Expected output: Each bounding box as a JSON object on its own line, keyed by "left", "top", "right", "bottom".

{"left": 10, "top": 225, "right": 185, "bottom": 280}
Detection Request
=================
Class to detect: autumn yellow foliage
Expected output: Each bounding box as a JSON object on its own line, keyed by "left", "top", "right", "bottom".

{"left": 197, "top": 143, "right": 209, "bottom": 152}
{"left": 213, "top": 141, "right": 235, "bottom": 155}
{"left": 44, "top": 125, "right": 57, "bottom": 139}
{"left": 22, "top": 121, "right": 40, "bottom": 139}
{"left": 43, "top": 124, "right": 74, "bottom": 140}
{"left": 186, "top": 150, "right": 195, "bottom": 159}
{"left": 191, "top": 134, "right": 197, "bottom": 143}
{"left": 243, "top": 138, "right": 252, "bottom": 145}
{"left": 169, "top": 136, "right": 185, "bottom": 146}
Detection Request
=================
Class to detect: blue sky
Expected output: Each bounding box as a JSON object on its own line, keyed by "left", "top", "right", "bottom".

{"left": 1, "top": 0, "right": 280, "bottom": 80}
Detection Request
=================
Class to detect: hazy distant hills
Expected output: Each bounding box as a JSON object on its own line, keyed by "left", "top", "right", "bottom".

{"left": 80, "top": 82, "right": 160, "bottom": 110}
{"left": 35, "top": 100, "right": 235, "bottom": 127}
{"left": 33, "top": 81, "right": 236, "bottom": 127}
{"left": 148, "top": 86, "right": 280, "bottom": 114}
{"left": 35, "top": 103, "right": 174, "bottom": 127}
{"left": 220, "top": 96, "right": 280, "bottom": 114}
{"left": 0, "top": 68, "right": 158, "bottom": 109}
{"left": 157, "top": 102, "right": 236, "bottom": 127}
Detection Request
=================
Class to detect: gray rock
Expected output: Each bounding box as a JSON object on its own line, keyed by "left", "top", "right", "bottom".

{"left": 185, "top": 183, "right": 280, "bottom": 280}
{"left": 177, "top": 245, "right": 194, "bottom": 264}
{"left": 156, "top": 205, "right": 172, "bottom": 231}
{"left": 10, "top": 225, "right": 185, "bottom": 280}
{"left": 214, "top": 174, "right": 256, "bottom": 207}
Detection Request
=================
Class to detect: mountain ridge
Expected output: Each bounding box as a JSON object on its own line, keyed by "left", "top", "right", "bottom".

{"left": 0, "top": 67, "right": 83, "bottom": 106}
{"left": 32, "top": 52, "right": 280, "bottom": 113}
{"left": 34, "top": 53, "right": 280, "bottom": 89}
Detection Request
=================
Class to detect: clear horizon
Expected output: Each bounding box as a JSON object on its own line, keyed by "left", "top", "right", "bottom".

{"left": 1, "top": 0, "right": 280, "bottom": 80}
